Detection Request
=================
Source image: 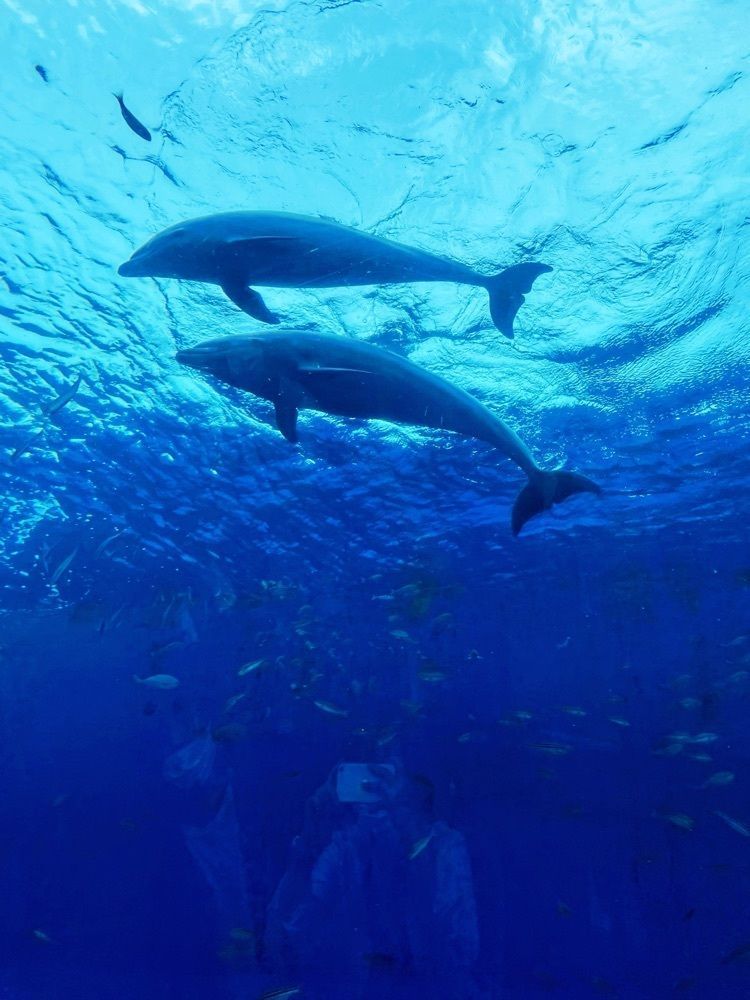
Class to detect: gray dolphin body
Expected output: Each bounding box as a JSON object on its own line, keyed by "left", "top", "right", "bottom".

{"left": 176, "top": 331, "right": 599, "bottom": 534}
{"left": 119, "top": 212, "right": 551, "bottom": 338}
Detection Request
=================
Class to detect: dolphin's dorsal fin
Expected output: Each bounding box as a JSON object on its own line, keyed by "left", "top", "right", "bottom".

{"left": 274, "top": 396, "right": 298, "bottom": 443}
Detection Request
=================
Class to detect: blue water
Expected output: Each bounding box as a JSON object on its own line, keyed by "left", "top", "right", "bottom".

{"left": 2, "top": 2, "right": 750, "bottom": 998}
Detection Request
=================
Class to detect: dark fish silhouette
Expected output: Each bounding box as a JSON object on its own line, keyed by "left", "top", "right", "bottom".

{"left": 119, "top": 211, "right": 551, "bottom": 337}
{"left": 45, "top": 373, "right": 82, "bottom": 417}
{"left": 177, "top": 331, "right": 601, "bottom": 535}
{"left": 113, "top": 93, "right": 151, "bottom": 142}
{"left": 35, "top": 65, "right": 48, "bottom": 82}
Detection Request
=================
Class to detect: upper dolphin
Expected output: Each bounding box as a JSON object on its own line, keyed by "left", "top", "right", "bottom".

{"left": 176, "top": 331, "right": 600, "bottom": 535}
{"left": 119, "top": 211, "right": 551, "bottom": 338}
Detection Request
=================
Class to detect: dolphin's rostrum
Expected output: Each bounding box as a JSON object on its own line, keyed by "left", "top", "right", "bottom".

{"left": 176, "top": 331, "right": 600, "bottom": 535}
{"left": 120, "top": 212, "right": 551, "bottom": 338}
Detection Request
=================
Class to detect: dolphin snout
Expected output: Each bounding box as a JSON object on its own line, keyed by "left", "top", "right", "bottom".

{"left": 176, "top": 344, "right": 219, "bottom": 371}
{"left": 118, "top": 256, "right": 142, "bottom": 277}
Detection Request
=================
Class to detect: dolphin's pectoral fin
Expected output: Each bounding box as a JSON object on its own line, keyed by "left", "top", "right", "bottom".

{"left": 274, "top": 396, "right": 299, "bottom": 443}
{"left": 220, "top": 281, "right": 281, "bottom": 324}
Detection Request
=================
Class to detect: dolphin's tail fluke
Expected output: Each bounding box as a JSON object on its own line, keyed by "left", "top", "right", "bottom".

{"left": 486, "top": 262, "right": 552, "bottom": 338}
{"left": 512, "top": 469, "right": 601, "bottom": 536}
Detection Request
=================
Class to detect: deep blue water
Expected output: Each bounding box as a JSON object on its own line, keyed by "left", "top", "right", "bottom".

{"left": 2, "top": 2, "right": 750, "bottom": 998}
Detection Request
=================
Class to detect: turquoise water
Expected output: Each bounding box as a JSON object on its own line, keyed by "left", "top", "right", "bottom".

{"left": 1, "top": 2, "right": 750, "bottom": 998}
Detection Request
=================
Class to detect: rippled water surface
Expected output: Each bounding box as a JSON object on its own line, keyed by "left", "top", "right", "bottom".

{"left": 1, "top": 2, "right": 750, "bottom": 998}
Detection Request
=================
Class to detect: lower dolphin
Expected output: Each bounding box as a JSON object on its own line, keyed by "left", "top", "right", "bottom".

{"left": 176, "top": 331, "right": 600, "bottom": 534}
{"left": 119, "top": 211, "right": 551, "bottom": 338}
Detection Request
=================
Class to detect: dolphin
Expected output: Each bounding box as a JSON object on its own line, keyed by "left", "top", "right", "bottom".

{"left": 119, "top": 212, "right": 551, "bottom": 338}
{"left": 175, "top": 331, "right": 600, "bottom": 534}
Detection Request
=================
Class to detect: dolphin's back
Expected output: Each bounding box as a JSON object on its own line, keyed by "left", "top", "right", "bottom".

{"left": 185, "top": 212, "right": 479, "bottom": 288}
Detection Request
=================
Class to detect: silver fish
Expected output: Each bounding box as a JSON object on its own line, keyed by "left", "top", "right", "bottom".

{"left": 715, "top": 810, "right": 750, "bottom": 837}
{"left": 50, "top": 547, "right": 79, "bottom": 586}
{"left": 133, "top": 674, "right": 179, "bottom": 690}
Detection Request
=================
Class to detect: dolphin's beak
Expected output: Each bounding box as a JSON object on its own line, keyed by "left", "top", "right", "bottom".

{"left": 176, "top": 344, "right": 218, "bottom": 371}
{"left": 118, "top": 256, "right": 141, "bottom": 277}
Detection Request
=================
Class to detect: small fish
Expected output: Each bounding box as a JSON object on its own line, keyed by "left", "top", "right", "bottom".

{"left": 390, "top": 629, "right": 413, "bottom": 641}
{"left": 238, "top": 658, "right": 266, "bottom": 677}
{"left": 35, "top": 65, "right": 48, "bottom": 82}
{"left": 457, "top": 731, "right": 476, "bottom": 743}
{"left": 418, "top": 670, "right": 446, "bottom": 683}
{"left": 229, "top": 927, "right": 255, "bottom": 943}
{"left": 224, "top": 692, "right": 247, "bottom": 712}
{"left": 362, "top": 952, "right": 398, "bottom": 969}
{"left": 430, "top": 612, "right": 454, "bottom": 633}
{"left": 409, "top": 830, "right": 434, "bottom": 860}
{"left": 608, "top": 717, "right": 631, "bottom": 727}
{"left": 721, "top": 941, "right": 750, "bottom": 965}
{"left": 715, "top": 810, "right": 750, "bottom": 837}
{"left": 50, "top": 546, "right": 79, "bottom": 586}
{"left": 114, "top": 92, "right": 151, "bottom": 141}
{"left": 679, "top": 697, "right": 701, "bottom": 710}
{"left": 560, "top": 705, "right": 587, "bottom": 717}
{"left": 212, "top": 723, "right": 247, "bottom": 743}
{"left": 376, "top": 727, "right": 397, "bottom": 746}
{"left": 689, "top": 732, "right": 719, "bottom": 744}
{"left": 665, "top": 813, "right": 695, "bottom": 831}
{"left": 556, "top": 636, "right": 571, "bottom": 649}
{"left": 258, "top": 988, "right": 301, "bottom": 1000}
{"left": 653, "top": 743, "right": 684, "bottom": 757}
{"left": 399, "top": 699, "right": 424, "bottom": 715}
{"left": 687, "top": 753, "right": 713, "bottom": 763}
{"left": 45, "top": 374, "right": 82, "bottom": 416}
{"left": 702, "top": 771, "right": 735, "bottom": 788}
{"left": 12, "top": 427, "right": 44, "bottom": 461}
{"left": 32, "top": 929, "right": 52, "bottom": 943}
{"left": 723, "top": 636, "right": 749, "bottom": 648}
{"left": 150, "top": 640, "right": 184, "bottom": 658}
{"left": 94, "top": 530, "right": 123, "bottom": 558}
{"left": 313, "top": 700, "right": 349, "bottom": 718}
{"left": 528, "top": 741, "right": 572, "bottom": 756}
{"left": 556, "top": 899, "right": 572, "bottom": 917}
{"left": 133, "top": 673, "right": 179, "bottom": 690}
{"left": 513, "top": 710, "right": 533, "bottom": 721}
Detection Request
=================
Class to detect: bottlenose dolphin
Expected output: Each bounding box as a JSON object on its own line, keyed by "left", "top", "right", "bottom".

{"left": 119, "top": 212, "right": 551, "bottom": 338}
{"left": 176, "top": 332, "right": 600, "bottom": 534}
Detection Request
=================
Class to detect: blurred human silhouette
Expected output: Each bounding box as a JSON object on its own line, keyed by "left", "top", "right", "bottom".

{"left": 264, "top": 757, "right": 483, "bottom": 999}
